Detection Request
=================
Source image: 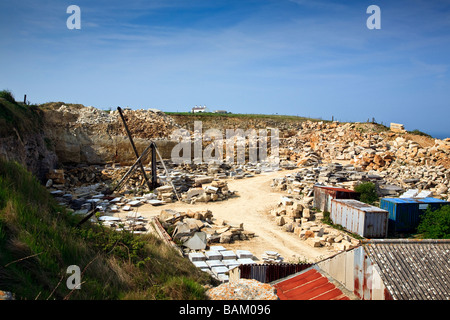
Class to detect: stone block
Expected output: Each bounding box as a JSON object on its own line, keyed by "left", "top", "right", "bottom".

{"left": 205, "top": 251, "right": 222, "bottom": 260}
{"left": 221, "top": 250, "right": 237, "bottom": 260}
{"left": 283, "top": 223, "right": 294, "bottom": 232}
{"left": 206, "top": 260, "right": 224, "bottom": 268}
{"left": 188, "top": 252, "right": 206, "bottom": 262}
{"left": 219, "top": 232, "right": 233, "bottom": 243}
{"left": 275, "top": 216, "right": 285, "bottom": 226}
{"left": 302, "top": 208, "right": 311, "bottom": 219}
{"left": 304, "top": 230, "right": 315, "bottom": 239}
{"left": 305, "top": 238, "right": 322, "bottom": 247}
{"left": 236, "top": 250, "right": 253, "bottom": 259}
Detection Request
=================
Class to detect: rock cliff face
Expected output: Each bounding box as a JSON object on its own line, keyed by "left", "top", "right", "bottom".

{"left": 0, "top": 131, "right": 58, "bottom": 183}
{"left": 40, "top": 103, "right": 180, "bottom": 165}
{"left": 0, "top": 98, "right": 58, "bottom": 182}
{"left": 2, "top": 101, "right": 449, "bottom": 197}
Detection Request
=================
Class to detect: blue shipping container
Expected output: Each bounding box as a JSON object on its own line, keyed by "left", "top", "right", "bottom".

{"left": 380, "top": 197, "right": 450, "bottom": 233}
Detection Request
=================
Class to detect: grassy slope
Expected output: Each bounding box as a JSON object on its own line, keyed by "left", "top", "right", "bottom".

{"left": 0, "top": 92, "right": 43, "bottom": 137}
{"left": 0, "top": 158, "right": 213, "bottom": 300}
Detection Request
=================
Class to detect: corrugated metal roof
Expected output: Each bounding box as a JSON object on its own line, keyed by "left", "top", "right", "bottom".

{"left": 315, "top": 185, "right": 358, "bottom": 193}
{"left": 381, "top": 197, "right": 449, "bottom": 204}
{"left": 364, "top": 240, "right": 450, "bottom": 300}
{"left": 273, "top": 268, "right": 351, "bottom": 300}
{"left": 332, "top": 199, "right": 388, "bottom": 213}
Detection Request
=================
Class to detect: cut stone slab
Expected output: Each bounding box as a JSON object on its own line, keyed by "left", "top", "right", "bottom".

{"left": 209, "top": 245, "right": 226, "bottom": 251}
{"left": 128, "top": 200, "right": 142, "bottom": 206}
{"left": 98, "top": 216, "right": 121, "bottom": 221}
{"left": 237, "top": 258, "right": 255, "bottom": 265}
{"left": 211, "top": 266, "right": 229, "bottom": 276}
{"left": 147, "top": 199, "right": 165, "bottom": 206}
{"left": 155, "top": 185, "right": 173, "bottom": 193}
{"left": 220, "top": 250, "right": 237, "bottom": 260}
{"left": 109, "top": 205, "right": 119, "bottom": 212}
{"left": 236, "top": 250, "right": 253, "bottom": 259}
{"left": 192, "top": 261, "right": 208, "bottom": 269}
{"left": 173, "top": 222, "right": 196, "bottom": 239}
{"left": 205, "top": 250, "right": 222, "bottom": 260}
{"left": 188, "top": 252, "right": 206, "bottom": 262}
{"left": 183, "top": 232, "right": 207, "bottom": 250}
{"left": 222, "top": 259, "right": 240, "bottom": 268}
{"left": 206, "top": 260, "right": 224, "bottom": 268}
{"left": 194, "top": 176, "right": 214, "bottom": 184}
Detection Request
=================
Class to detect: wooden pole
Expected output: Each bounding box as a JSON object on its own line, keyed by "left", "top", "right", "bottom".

{"left": 117, "top": 106, "right": 153, "bottom": 192}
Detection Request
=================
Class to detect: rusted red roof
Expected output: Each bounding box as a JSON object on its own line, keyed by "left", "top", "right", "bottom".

{"left": 315, "top": 185, "right": 358, "bottom": 193}
{"left": 273, "top": 268, "right": 351, "bottom": 300}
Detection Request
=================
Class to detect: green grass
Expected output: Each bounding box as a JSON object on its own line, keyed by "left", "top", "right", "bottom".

{"left": 0, "top": 157, "right": 214, "bottom": 300}
{"left": 0, "top": 90, "right": 43, "bottom": 137}
{"left": 165, "top": 111, "right": 327, "bottom": 122}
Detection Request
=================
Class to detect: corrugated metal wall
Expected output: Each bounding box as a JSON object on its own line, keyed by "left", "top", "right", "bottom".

{"left": 313, "top": 186, "right": 359, "bottom": 212}
{"left": 331, "top": 200, "right": 388, "bottom": 238}
{"left": 318, "top": 247, "right": 389, "bottom": 300}
{"left": 380, "top": 198, "right": 450, "bottom": 233}
{"left": 238, "top": 263, "right": 312, "bottom": 283}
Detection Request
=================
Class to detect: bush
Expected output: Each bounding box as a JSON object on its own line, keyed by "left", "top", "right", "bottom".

{"left": 417, "top": 205, "right": 450, "bottom": 239}
{"left": 354, "top": 182, "right": 378, "bottom": 205}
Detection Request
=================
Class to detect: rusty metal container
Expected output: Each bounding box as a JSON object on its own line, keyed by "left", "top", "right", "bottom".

{"left": 314, "top": 185, "right": 360, "bottom": 213}
{"left": 331, "top": 199, "right": 389, "bottom": 238}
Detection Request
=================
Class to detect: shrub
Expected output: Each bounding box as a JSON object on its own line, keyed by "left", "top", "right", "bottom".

{"left": 354, "top": 182, "right": 378, "bottom": 205}
{"left": 417, "top": 205, "right": 450, "bottom": 239}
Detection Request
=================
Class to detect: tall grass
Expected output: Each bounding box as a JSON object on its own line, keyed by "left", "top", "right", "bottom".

{"left": 0, "top": 158, "right": 213, "bottom": 299}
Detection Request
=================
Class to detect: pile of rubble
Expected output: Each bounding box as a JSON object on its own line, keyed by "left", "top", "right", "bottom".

{"left": 97, "top": 211, "right": 150, "bottom": 234}
{"left": 46, "top": 103, "right": 180, "bottom": 139}
{"left": 45, "top": 160, "right": 256, "bottom": 205}
{"left": 271, "top": 162, "right": 382, "bottom": 196}
{"left": 270, "top": 196, "right": 360, "bottom": 251}
{"left": 382, "top": 164, "right": 450, "bottom": 199}
{"left": 279, "top": 120, "right": 450, "bottom": 199}
{"left": 110, "top": 107, "right": 180, "bottom": 139}
{"left": 271, "top": 160, "right": 450, "bottom": 201}
{"left": 158, "top": 208, "right": 255, "bottom": 252}
{"left": 206, "top": 278, "right": 278, "bottom": 300}
{"left": 49, "top": 181, "right": 164, "bottom": 218}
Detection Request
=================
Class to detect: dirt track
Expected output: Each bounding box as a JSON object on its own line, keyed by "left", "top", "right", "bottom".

{"left": 115, "top": 169, "right": 336, "bottom": 263}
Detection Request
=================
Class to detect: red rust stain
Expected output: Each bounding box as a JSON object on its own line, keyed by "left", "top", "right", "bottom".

{"left": 384, "top": 288, "right": 393, "bottom": 300}
{"left": 354, "top": 277, "right": 362, "bottom": 299}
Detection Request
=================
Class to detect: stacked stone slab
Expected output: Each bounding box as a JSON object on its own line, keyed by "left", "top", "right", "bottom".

{"left": 189, "top": 247, "right": 256, "bottom": 282}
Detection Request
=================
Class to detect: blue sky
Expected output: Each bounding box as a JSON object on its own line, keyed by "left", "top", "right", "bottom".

{"left": 1, "top": 0, "right": 449, "bottom": 138}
